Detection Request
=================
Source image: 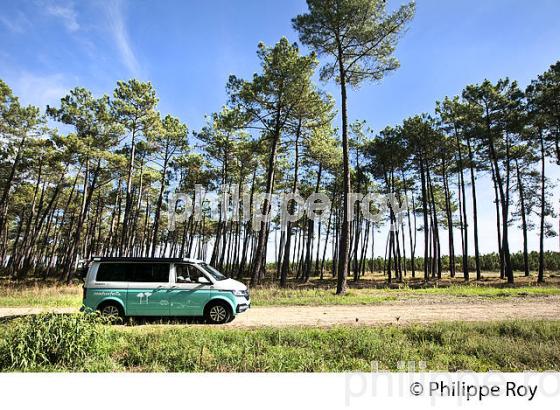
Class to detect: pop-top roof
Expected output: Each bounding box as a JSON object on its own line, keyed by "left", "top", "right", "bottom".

{"left": 91, "top": 256, "right": 205, "bottom": 263}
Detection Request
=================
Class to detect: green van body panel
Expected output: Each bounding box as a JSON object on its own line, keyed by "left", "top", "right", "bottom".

{"left": 85, "top": 288, "right": 239, "bottom": 317}
{"left": 168, "top": 287, "right": 213, "bottom": 316}
{"left": 86, "top": 290, "right": 127, "bottom": 313}
{"left": 89, "top": 293, "right": 126, "bottom": 312}
{"left": 126, "top": 288, "right": 170, "bottom": 316}
{"left": 208, "top": 292, "right": 236, "bottom": 312}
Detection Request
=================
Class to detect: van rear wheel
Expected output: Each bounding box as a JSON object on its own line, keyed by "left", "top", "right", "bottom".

{"left": 204, "top": 301, "right": 232, "bottom": 324}
{"left": 98, "top": 301, "right": 124, "bottom": 323}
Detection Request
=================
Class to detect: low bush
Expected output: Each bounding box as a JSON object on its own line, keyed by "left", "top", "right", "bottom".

{"left": 0, "top": 313, "right": 112, "bottom": 371}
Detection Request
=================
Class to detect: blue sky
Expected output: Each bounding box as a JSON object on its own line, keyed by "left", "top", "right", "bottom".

{"left": 1, "top": 0, "right": 559, "bottom": 255}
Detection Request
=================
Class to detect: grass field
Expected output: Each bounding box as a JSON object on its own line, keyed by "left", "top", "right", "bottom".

{"left": 1, "top": 316, "right": 559, "bottom": 372}
{"left": 1, "top": 272, "right": 560, "bottom": 308}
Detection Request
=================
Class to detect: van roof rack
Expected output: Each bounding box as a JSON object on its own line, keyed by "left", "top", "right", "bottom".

{"left": 90, "top": 256, "right": 205, "bottom": 263}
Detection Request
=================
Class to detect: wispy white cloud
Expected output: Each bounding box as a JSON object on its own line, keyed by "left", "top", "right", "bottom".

{"left": 12, "top": 72, "right": 72, "bottom": 109}
{"left": 0, "top": 11, "right": 32, "bottom": 33}
{"left": 43, "top": 0, "right": 80, "bottom": 32}
{"left": 104, "top": 0, "right": 142, "bottom": 77}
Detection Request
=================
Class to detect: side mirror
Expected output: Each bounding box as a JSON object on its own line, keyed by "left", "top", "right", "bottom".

{"left": 197, "top": 276, "right": 210, "bottom": 284}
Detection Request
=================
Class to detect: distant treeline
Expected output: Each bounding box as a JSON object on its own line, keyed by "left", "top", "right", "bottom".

{"left": 269, "top": 251, "right": 560, "bottom": 278}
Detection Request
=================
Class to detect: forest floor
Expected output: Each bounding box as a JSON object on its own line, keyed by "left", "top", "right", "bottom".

{"left": 1, "top": 270, "right": 559, "bottom": 309}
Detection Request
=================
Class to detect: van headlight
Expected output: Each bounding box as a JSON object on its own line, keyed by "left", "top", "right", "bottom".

{"left": 231, "top": 290, "right": 247, "bottom": 297}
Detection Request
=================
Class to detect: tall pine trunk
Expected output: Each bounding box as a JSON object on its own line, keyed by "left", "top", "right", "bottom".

{"left": 335, "top": 42, "right": 350, "bottom": 295}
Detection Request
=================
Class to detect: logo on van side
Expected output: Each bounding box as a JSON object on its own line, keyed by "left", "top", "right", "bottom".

{"left": 136, "top": 292, "right": 153, "bottom": 304}
{"left": 93, "top": 291, "right": 122, "bottom": 297}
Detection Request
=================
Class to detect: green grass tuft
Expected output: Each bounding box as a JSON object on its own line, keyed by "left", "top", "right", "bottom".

{"left": 0, "top": 313, "right": 114, "bottom": 371}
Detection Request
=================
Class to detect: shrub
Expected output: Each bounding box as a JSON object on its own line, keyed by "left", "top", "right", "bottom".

{"left": 0, "top": 313, "right": 111, "bottom": 371}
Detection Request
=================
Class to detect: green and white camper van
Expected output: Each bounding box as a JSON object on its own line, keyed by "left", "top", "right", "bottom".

{"left": 82, "top": 257, "right": 250, "bottom": 324}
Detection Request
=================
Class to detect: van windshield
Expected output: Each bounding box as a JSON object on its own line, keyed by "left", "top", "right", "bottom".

{"left": 198, "top": 263, "right": 227, "bottom": 281}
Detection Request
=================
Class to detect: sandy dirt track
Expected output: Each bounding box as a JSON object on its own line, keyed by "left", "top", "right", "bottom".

{"left": 228, "top": 299, "right": 560, "bottom": 327}
{"left": 1, "top": 298, "right": 559, "bottom": 327}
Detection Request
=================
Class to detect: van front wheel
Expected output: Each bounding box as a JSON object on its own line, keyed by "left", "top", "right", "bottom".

{"left": 204, "top": 301, "right": 232, "bottom": 324}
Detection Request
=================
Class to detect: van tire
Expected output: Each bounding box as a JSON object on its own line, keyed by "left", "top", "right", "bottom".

{"left": 204, "top": 301, "right": 232, "bottom": 324}
{"left": 98, "top": 301, "right": 125, "bottom": 322}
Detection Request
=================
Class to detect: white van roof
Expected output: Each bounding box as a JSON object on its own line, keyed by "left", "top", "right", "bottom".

{"left": 91, "top": 256, "right": 205, "bottom": 264}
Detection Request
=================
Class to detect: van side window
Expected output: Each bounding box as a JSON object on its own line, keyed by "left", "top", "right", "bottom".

{"left": 96, "top": 263, "right": 170, "bottom": 282}
{"left": 130, "top": 263, "right": 169, "bottom": 282}
{"left": 176, "top": 264, "right": 204, "bottom": 283}
{"left": 132, "top": 264, "right": 150, "bottom": 281}
{"left": 96, "top": 263, "right": 129, "bottom": 282}
{"left": 151, "top": 264, "right": 170, "bottom": 282}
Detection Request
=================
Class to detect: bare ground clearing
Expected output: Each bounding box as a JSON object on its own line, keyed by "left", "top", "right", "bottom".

{"left": 1, "top": 296, "right": 559, "bottom": 327}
